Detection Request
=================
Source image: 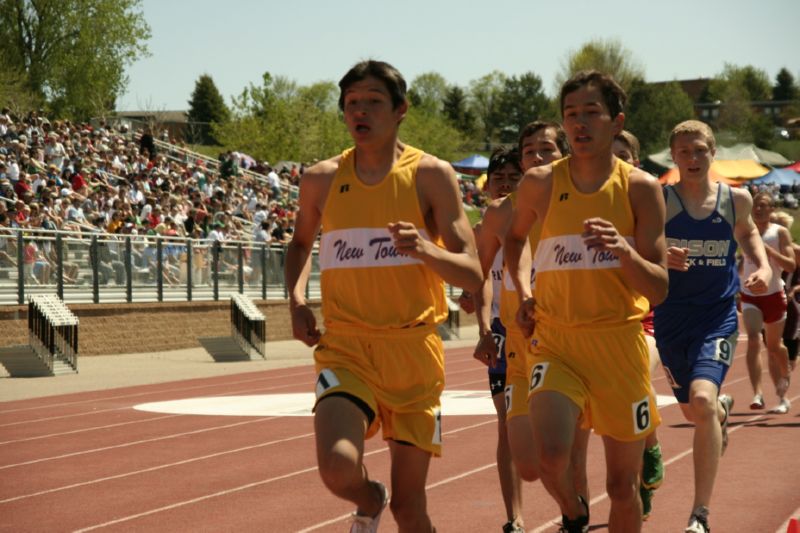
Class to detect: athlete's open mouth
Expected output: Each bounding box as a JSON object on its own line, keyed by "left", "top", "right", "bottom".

{"left": 355, "top": 124, "right": 370, "bottom": 133}
{"left": 575, "top": 135, "right": 592, "bottom": 143}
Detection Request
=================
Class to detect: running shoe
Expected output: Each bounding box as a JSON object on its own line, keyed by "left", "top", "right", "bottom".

{"left": 641, "top": 443, "right": 664, "bottom": 489}
{"left": 350, "top": 481, "right": 389, "bottom": 533}
{"left": 502, "top": 520, "right": 525, "bottom": 532}
{"left": 749, "top": 393, "right": 764, "bottom": 410}
{"left": 685, "top": 507, "right": 711, "bottom": 533}
{"left": 558, "top": 496, "right": 589, "bottom": 533}
{"left": 770, "top": 397, "right": 792, "bottom": 414}
{"left": 719, "top": 394, "right": 734, "bottom": 456}
{"left": 640, "top": 485, "right": 654, "bottom": 521}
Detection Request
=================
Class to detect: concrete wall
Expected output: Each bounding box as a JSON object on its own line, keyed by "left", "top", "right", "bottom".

{"left": 0, "top": 300, "right": 321, "bottom": 356}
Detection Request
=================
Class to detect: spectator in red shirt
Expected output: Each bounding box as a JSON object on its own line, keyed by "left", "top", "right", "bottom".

{"left": 14, "top": 174, "right": 32, "bottom": 198}
{"left": 70, "top": 165, "right": 88, "bottom": 196}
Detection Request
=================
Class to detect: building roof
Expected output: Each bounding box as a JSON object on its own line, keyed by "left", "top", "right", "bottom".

{"left": 649, "top": 78, "right": 711, "bottom": 103}
{"left": 114, "top": 110, "right": 188, "bottom": 123}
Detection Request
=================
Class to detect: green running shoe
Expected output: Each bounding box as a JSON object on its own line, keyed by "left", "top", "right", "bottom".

{"left": 641, "top": 443, "right": 664, "bottom": 490}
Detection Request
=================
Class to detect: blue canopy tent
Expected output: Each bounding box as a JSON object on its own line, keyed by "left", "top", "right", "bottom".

{"left": 451, "top": 154, "right": 489, "bottom": 177}
{"left": 749, "top": 168, "right": 800, "bottom": 189}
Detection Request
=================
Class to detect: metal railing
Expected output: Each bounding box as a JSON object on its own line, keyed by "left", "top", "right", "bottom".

{"left": 0, "top": 227, "right": 319, "bottom": 306}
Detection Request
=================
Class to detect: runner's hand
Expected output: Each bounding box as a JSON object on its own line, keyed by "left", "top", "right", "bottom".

{"left": 582, "top": 218, "right": 631, "bottom": 258}
{"left": 458, "top": 291, "right": 475, "bottom": 314}
{"left": 473, "top": 330, "right": 499, "bottom": 368}
{"left": 290, "top": 304, "right": 321, "bottom": 346}
{"left": 516, "top": 297, "right": 536, "bottom": 338}
{"left": 743, "top": 269, "right": 770, "bottom": 295}
{"left": 666, "top": 246, "right": 690, "bottom": 271}
{"left": 388, "top": 221, "right": 428, "bottom": 259}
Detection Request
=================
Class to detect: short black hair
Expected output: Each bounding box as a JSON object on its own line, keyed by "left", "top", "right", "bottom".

{"left": 488, "top": 146, "right": 521, "bottom": 175}
{"left": 518, "top": 121, "right": 571, "bottom": 156}
{"left": 338, "top": 60, "right": 407, "bottom": 111}
{"left": 560, "top": 70, "right": 627, "bottom": 119}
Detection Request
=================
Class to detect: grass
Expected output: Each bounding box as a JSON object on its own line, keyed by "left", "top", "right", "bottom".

{"left": 772, "top": 140, "right": 800, "bottom": 162}
{"left": 779, "top": 207, "right": 800, "bottom": 243}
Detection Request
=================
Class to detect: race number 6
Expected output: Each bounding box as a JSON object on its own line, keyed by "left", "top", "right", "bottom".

{"left": 529, "top": 362, "right": 549, "bottom": 392}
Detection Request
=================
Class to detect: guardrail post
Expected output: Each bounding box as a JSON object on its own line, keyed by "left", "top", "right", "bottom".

{"left": 261, "top": 244, "right": 267, "bottom": 301}
{"left": 237, "top": 243, "right": 244, "bottom": 293}
{"left": 212, "top": 241, "right": 220, "bottom": 301}
{"left": 156, "top": 238, "right": 163, "bottom": 302}
{"left": 186, "top": 240, "right": 193, "bottom": 302}
{"left": 125, "top": 238, "right": 133, "bottom": 303}
{"left": 90, "top": 235, "right": 99, "bottom": 304}
{"left": 17, "top": 232, "right": 24, "bottom": 304}
{"left": 282, "top": 245, "right": 289, "bottom": 299}
{"left": 56, "top": 234, "right": 64, "bottom": 300}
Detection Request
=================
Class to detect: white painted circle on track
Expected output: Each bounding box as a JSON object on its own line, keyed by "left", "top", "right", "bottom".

{"left": 133, "top": 391, "right": 677, "bottom": 417}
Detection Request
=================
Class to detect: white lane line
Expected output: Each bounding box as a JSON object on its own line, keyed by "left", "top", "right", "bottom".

{"left": 0, "top": 417, "right": 276, "bottom": 470}
{"left": 297, "top": 462, "right": 498, "bottom": 532}
{"left": 530, "top": 384, "right": 799, "bottom": 533}
{"left": 0, "top": 369, "right": 314, "bottom": 414}
{"left": 0, "top": 380, "right": 307, "bottom": 428}
{"left": 775, "top": 507, "right": 800, "bottom": 533}
{"left": 0, "top": 414, "right": 182, "bottom": 446}
{"left": 70, "top": 420, "right": 496, "bottom": 532}
{"left": 0, "top": 432, "right": 315, "bottom": 504}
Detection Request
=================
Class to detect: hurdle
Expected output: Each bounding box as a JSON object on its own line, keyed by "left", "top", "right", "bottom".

{"left": 28, "top": 294, "right": 79, "bottom": 373}
{"left": 230, "top": 294, "right": 267, "bottom": 359}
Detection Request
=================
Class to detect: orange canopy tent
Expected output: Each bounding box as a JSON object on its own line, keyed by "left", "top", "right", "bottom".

{"left": 658, "top": 159, "right": 769, "bottom": 186}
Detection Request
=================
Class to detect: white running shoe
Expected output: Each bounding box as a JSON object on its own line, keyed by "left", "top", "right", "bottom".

{"left": 350, "top": 481, "right": 389, "bottom": 533}
{"left": 749, "top": 393, "right": 764, "bottom": 410}
{"left": 770, "top": 398, "right": 791, "bottom": 414}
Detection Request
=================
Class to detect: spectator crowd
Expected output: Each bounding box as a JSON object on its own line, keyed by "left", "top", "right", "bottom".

{"left": 0, "top": 108, "right": 301, "bottom": 248}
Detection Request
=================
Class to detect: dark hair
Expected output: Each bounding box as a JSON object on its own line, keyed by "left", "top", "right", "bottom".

{"left": 338, "top": 60, "right": 407, "bottom": 111}
{"left": 614, "top": 130, "right": 640, "bottom": 161}
{"left": 560, "top": 70, "right": 627, "bottom": 119}
{"left": 518, "top": 121, "right": 571, "bottom": 156}
{"left": 488, "top": 146, "right": 521, "bottom": 175}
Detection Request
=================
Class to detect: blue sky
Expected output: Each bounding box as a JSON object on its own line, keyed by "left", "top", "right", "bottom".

{"left": 118, "top": 0, "right": 800, "bottom": 111}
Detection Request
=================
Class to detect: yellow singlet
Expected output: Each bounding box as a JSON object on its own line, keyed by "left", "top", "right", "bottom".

{"left": 533, "top": 157, "right": 648, "bottom": 330}
{"left": 319, "top": 146, "right": 447, "bottom": 331}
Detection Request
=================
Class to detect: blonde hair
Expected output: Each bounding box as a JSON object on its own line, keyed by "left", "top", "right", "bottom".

{"left": 669, "top": 120, "right": 716, "bottom": 151}
{"left": 772, "top": 210, "right": 794, "bottom": 230}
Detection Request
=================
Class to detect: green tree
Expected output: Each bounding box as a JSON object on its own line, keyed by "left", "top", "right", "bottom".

{"left": 555, "top": 38, "right": 644, "bottom": 93}
{"left": 773, "top": 68, "right": 798, "bottom": 101}
{"left": 708, "top": 65, "right": 775, "bottom": 147}
{"left": 708, "top": 64, "right": 772, "bottom": 102}
{"left": 469, "top": 71, "right": 506, "bottom": 145}
{"left": 495, "top": 72, "right": 550, "bottom": 143}
{"left": 214, "top": 73, "right": 350, "bottom": 163}
{"left": 298, "top": 81, "right": 339, "bottom": 112}
{"left": 0, "top": 0, "right": 151, "bottom": 120}
{"left": 442, "top": 85, "right": 476, "bottom": 137}
{"left": 626, "top": 79, "right": 695, "bottom": 156}
{"left": 400, "top": 107, "right": 468, "bottom": 161}
{"left": 187, "top": 74, "right": 229, "bottom": 145}
{"left": 0, "top": 53, "right": 41, "bottom": 116}
{"left": 408, "top": 72, "right": 448, "bottom": 116}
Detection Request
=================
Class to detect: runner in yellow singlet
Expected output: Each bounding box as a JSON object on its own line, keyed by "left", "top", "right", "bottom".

{"left": 505, "top": 71, "right": 668, "bottom": 533}
{"left": 285, "top": 60, "right": 481, "bottom": 533}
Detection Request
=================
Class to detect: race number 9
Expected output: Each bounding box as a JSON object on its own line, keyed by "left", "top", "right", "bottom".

{"left": 714, "top": 337, "right": 734, "bottom": 366}
{"left": 529, "top": 362, "right": 549, "bottom": 392}
{"left": 631, "top": 397, "right": 651, "bottom": 435}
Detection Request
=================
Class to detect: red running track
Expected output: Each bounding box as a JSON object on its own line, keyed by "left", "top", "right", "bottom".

{"left": 1, "top": 344, "right": 798, "bottom": 532}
